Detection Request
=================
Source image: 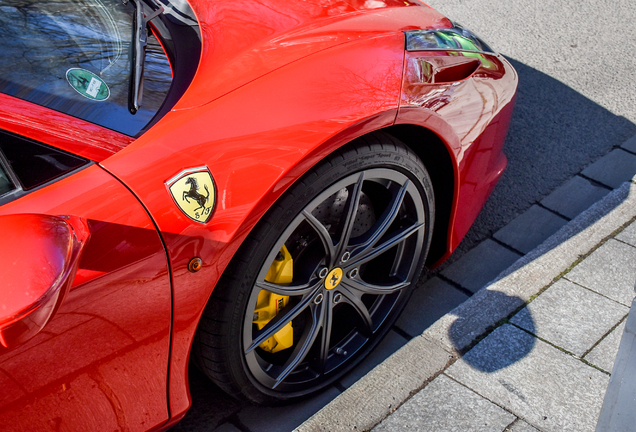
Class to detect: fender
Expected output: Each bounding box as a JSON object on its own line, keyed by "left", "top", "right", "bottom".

{"left": 397, "top": 50, "right": 518, "bottom": 257}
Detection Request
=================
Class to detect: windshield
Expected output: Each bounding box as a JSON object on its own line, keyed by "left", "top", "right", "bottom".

{"left": 0, "top": 0, "right": 178, "bottom": 136}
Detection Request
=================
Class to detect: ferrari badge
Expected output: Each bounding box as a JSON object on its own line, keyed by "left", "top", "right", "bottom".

{"left": 166, "top": 167, "right": 216, "bottom": 223}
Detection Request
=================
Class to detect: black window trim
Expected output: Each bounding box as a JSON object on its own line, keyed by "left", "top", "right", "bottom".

{"left": 0, "top": 130, "right": 93, "bottom": 207}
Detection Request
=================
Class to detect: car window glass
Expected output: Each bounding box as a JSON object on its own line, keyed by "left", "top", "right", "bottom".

{"left": 0, "top": 0, "right": 172, "bottom": 136}
{"left": 0, "top": 130, "right": 88, "bottom": 191}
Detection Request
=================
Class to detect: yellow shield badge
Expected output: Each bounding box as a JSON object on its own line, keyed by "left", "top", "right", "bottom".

{"left": 166, "top": 167, "right": 216, "bottom": 223}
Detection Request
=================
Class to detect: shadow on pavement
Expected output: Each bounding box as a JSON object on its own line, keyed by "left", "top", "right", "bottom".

{"left": 449, "top": 293, "right": 536, "bottom": 373}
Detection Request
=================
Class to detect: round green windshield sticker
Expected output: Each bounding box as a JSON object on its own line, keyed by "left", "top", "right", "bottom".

{"left": 66, "top": 68, "right": 110, "bottom": 101}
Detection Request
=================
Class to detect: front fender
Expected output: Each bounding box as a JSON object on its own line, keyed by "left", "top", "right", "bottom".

{"left": 397, "top": 51, "right": 518, "bottom": 257}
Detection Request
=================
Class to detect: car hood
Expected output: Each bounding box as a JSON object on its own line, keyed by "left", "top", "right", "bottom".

{"left": 176, "top": 0, "right": 451, "bottom": 109}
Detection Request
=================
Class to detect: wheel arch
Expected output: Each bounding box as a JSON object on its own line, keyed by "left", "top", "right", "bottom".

{"left": 225, "top": 116, "right": 460, "bottom": 272}
{"left": 381, "top": 124, "right": 457, "bottom": 266}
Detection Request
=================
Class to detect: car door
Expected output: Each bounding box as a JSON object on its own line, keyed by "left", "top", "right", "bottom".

{"left": 0, "top": 111, "right": 172, "bottom": 431}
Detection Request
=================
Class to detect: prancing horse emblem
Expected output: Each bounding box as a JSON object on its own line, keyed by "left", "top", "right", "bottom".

{"left": 325, "top": 268, "right": 343, "bottom": 290}
{"left": 166, "top": 167, "right": 216, "bottom": 223}
{"left": 183, "top": 177, "right": 209, "bottom": 212}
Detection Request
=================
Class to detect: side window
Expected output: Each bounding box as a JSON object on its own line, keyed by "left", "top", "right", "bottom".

{"left": 0, "top": 130, "right": 89, "bottom": 204}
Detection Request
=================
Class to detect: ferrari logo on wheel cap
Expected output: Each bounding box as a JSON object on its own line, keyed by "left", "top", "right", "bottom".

{"left": 325, "top": 268, "right": 343, "bottom": 290}
{"left": 166, "top": 167, "right": 216, "bottom": 223}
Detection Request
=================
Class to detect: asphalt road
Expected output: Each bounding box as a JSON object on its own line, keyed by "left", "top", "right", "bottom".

{"left": 172, "top": 1, "right": 636, "bottom": 430}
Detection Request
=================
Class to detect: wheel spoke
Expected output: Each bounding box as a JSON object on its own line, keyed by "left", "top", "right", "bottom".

{"left": 341, "top": 277, "right": 410, "bottom": 296}
{"left": 246, "top": 286, "right": 319, "bottom": 354}
{"left": 254, "top": 279, "right": 316, "bottom": 296}
{"left": 302, "top": 210, "right": 336, "bottom": 266}
{"left": 336, "top": 288, "right": 373, "bottom": 336}
{"left": 318, "top": 292, "right": 334, "bottom": 372}
{"left": 335, "top": 172, "right": 365, "bottom": 258}
{"left": 351, "top": 180, "right": 409, "bottom": 257}
{"left": 390, "top": 241, "right": 406, "bottom": 277}
{"left": 348, "top": 222, "right": 424, "bottom": 268}
{"left": 272, "top": 302, "right": 324, "bottom": 388}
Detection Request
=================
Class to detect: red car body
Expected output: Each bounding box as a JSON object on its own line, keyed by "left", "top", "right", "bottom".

{"left": 0, "top": 0, "right": 516, "bottom": 430}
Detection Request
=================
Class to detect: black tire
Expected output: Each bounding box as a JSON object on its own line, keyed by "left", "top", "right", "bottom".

{"left": 194, "top": 132, "right": 435, "bottom": 404}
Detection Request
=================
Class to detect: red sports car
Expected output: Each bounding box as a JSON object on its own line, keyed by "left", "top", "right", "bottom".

{"left": 0, "top": 0, "right": 516, "bottom": 430}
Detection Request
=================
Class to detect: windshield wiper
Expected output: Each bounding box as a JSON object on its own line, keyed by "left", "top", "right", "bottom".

{"left": 128, "top": 0, "right": 163, "bottom": 114}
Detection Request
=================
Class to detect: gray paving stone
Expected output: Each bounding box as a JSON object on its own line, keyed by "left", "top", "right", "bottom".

{"left": 505, "top": 419, "right": 540, "bottom": 432}
{"left": 446, "top": 325, "right": 610, "bottom": 432}
{"left": 373, "top": 374, "right": 515, "bottom": 432}
{"left": 493, "top": 205, "right": 568, "bottom": 254}
{"left": 510, "top": 279, "right": 629, "bottom": 357}
{"left": 430, "top": 288, "right": 527, "bottom": 355}
{"left": 540, "top": 175, "right": 611, "bottom": 220}
{"left": 616, "top": 220, "right": 636, "bottom": 247}
{"left": 239, "top": 387, "right": 341, "bottom": 432}
{"left": 565, "top": 239, "right": 636, "bottom": 306}
{"left": 339, "top": 328, "right": 408, "bottom": 388}
{"left": 441, "top": 239, "right": 522, "bottom": 293}
{"left": 298, "top": 184, "right": 636, "bottom": 432}
{"left": 621, "top": 134, "right": 636, "bottom": 154}
{"left": 585, "top": 320, "right": 626, "bottom": 374}
{"left": 396, "top": 277, "right": 469, "bottom": 338}
{"left": 581, "top": 149, "right": 636, "bottom": 189}
{"left": 295, "top": 335, "right": 453, "bottom": 432}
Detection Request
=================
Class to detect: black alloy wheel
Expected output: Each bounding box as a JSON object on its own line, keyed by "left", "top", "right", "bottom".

{"left": 194, "top": 133, "right": 435, "bottom": 404}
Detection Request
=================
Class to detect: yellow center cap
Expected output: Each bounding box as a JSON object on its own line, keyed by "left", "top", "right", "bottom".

{"left": 324, "top": 268, "right": 343, "bottom": 290}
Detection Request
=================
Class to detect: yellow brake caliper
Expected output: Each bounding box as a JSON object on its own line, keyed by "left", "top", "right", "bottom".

{"left": 252, "top": 245, "right": 294, "bottom": 353}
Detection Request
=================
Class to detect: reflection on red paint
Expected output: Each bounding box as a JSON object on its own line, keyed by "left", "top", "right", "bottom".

{"left": 0, "top": 166, "right": 171, "bottom": 431}
{"left": 0, "top": 94, "right": 133, "bottom": 162}
{"left": 181, "top": 1, "right": 449, "bottom": 109}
